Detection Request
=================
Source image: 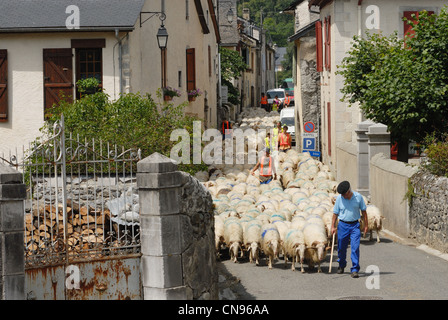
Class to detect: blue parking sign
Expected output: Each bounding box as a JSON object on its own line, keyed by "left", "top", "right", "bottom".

{"left": 303, "top": 137, "right": 315, "bottom": 150}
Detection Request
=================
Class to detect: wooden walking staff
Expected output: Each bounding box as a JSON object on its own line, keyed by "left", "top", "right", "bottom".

{"left": 328, "top": 232, "right": 336, "bottom": 273}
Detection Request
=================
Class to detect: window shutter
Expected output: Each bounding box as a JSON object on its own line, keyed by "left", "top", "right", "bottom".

{"left": 325, "top": 16, "right": 331, "bottom": 71}
{"left": 0, "top": 50, "right": 8, "bottom": 122}
{"left": 327, "top": 102, "right": 331, "bottom": 156}
{"left": 403, "top": 11, "right": 435, "bottom": 39}
{"left": 403, "top": 11, "right": 418, "bottom": 39}
{"left": 186, "top": 48, "right": 196, "bottom": 91}
{"left": 315, "top": 20, "right": 323, "bottom": 72}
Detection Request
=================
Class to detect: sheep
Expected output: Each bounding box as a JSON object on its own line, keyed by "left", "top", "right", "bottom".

{"left": 261, "top": 224, "right": 281, "bottom": 269}
{"left": 303, "top": 223, "right": 328, "bottom": 273}
{"left": 224, "top": 219, "right": 244, "bottom": 263}
{"left": 360, "top": 205, "right": 385, "bottom": 243}
{"left": 283, "top": 228, "right": 306, "bottom": 272}
{"left": 214, "top": 215, "right": 225, "bottom": 258}
{"left": 291, "top": 215, "right": 307, "bottom": 231}
{"left": 243, "top": 221, "right": 262, "bottom": 265}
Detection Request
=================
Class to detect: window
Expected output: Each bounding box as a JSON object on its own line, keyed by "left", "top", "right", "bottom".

{"left": 71, "top": 39, "right": 105, "bottom": 98}
{"left": 186, "top": 48, "right": 196, "bottom": 92}
{"left": 77, "top": 49, "right": 102, "bottom": 82}
{"left": 0, "top": 50, "right": 7, "bottom": 122}
{"left": 315, "top": 20, "right": 323, "bottom": 72}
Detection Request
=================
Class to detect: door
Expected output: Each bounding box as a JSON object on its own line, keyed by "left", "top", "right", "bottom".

{"left": 43, "top": 49, "right": 73, "bottom": 116}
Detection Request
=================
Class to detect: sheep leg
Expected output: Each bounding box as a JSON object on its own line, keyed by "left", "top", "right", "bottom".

{"left": 268, "top": 255, "right": 273, "bottom": 269}
{"left": 317, "top": 262, "right": 322, "bottom": 273}
{"left": 369, "top": 230, "right": 373, "bottom": 241}
{"left": 376, "top": 230, "right": 381, "bottom": 243}
{"left": 291, "top": 254, "right": 296, "bottom": 271}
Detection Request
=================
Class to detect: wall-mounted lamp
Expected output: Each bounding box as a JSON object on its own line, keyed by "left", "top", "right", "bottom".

{"left": 227, "top": 8, "right": 234, "bottom": 23}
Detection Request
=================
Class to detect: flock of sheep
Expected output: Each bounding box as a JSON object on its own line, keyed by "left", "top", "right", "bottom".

{"left": 195, "top": 107, "right": 384, "bottom": 273}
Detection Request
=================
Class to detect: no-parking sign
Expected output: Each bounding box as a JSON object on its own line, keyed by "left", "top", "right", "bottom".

{"left": 304, "top": 121, "right": 315, "bottom": 133}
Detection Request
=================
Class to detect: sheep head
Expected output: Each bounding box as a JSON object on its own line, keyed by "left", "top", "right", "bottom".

{"left": 316, "top": 242, "right": 326, "bottom": 261}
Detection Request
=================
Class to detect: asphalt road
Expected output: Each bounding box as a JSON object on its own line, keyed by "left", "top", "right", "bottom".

{"left": 217, "top": 230, "right": 448, "bottom": 300}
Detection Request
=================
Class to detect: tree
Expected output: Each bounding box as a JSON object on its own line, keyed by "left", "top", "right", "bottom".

{"left": 338, "top": 7, "right": 448, "bottom": 162}
{"left": 220, "top": 47, "right": 248, "bottom": 105}
{"left": 237, "top": 0, "right": 294, "bottom": 47}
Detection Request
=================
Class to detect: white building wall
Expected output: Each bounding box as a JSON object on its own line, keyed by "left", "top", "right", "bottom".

{"left": 319, "top": 0, "right": 445, "bottom": 172}
{"left": 129, "top": 0, "right": 219, "bottom": 128}
{"left": 0, "top": 32, "right": 119, "bottom": 156}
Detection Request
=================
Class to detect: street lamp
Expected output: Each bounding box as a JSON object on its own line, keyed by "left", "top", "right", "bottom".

{"left": 226, "top": 8, "right": 234, "bottom": 23}
{"left": 156, "top": 24, "right": 169, "bottom": 49}
{"left": 140, "top": 12, "right": 169, "bottom": 88}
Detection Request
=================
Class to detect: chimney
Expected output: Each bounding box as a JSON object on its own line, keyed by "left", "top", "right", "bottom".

{"left": 242, "top": 8, "right": 250, "bottom": 20}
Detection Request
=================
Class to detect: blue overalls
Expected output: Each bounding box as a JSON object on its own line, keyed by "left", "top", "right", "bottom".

{"left": 333, "top": 191, "right": 366, "bottom": 273}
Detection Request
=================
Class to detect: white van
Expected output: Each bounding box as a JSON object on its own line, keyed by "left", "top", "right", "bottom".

{"left": 279, "top": 108, "right": 296, "bottom": 145}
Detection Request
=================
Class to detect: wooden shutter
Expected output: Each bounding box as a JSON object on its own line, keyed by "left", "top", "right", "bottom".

{"left": 43, "top": 49, "right": 73, "bottom": 113}
{"left": 327, "top": 102, "right": 331, "bottom": 156}
{"left": 315, "top": 21, "right": 323, "bottom": 72}
{"left": 0, "top": 50, "right": 7, "bottom": 122}
{"left": 325, "top": 16, "right": 331, "bottom": 71}
{"left": 403, "top": 11, "right": 435, "bottom": 39}
{"left": 186, "top": 48, "right": 196, "bottom": 91}
{"left": 208, "top": 45, "right": 212, "bottom": 77}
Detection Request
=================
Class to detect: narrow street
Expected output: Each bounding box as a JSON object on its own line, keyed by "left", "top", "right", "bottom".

{"left": 218, "top": 230, "right": 448, "bottom": 300}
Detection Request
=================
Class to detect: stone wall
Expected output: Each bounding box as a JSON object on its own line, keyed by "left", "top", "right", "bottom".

{"left": 0, "top": 164, "right": 26, "bottom": 300}
{"left": 409, "top": 171, "right": 448, "bottom": 253}
{"left": 138, "top": 153, "right": 218, "bottom": 300}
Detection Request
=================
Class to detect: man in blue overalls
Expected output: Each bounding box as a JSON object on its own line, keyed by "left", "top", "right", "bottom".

{"left": 331, "top": 181, "right": 368, "bottom": 278}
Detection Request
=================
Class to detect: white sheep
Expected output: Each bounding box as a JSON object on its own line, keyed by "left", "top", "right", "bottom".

{"left": 214, "top": 215, "right": 225, "bottom": 257}
{"left": 261, "top": 224, "right": 281, "bottom": 269}
{"left": 303, "top": 223, "right": 328, "bottom": 273}
{"left": 283, "top": 228, "right": 306, "bottom": 272}
{"left": 224, "top": 219, "right": 244, "bottom": 263}
{"left": 360, "top": 205, "right": 385, "bottom": 243}
{"left": 243, "top": 221, "right": 262, "bottom": 265}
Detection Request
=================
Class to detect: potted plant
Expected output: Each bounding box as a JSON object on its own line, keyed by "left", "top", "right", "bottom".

{"left": 163, "top": 86, "right": 181, "bottom": 101}
{"left": 187, "top": 88, "right": 202, "bottom": 102}
{"left": 76, "top": 77, "right": 100, "bottom": 96}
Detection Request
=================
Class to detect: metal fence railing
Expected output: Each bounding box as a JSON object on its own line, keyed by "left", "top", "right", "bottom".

{"left": 1, "top": 116, "right": 142, "bottom": 268}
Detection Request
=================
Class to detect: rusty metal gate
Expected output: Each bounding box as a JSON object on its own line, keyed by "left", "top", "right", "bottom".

{"left": 1, "top": 116, "right": 142, "bottom": 300}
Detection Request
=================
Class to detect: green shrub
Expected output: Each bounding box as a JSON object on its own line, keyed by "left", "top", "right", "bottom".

{"left": 36, "top": 90, "right": 207, "bottom": 175}
{"left": 421, "top": 133, "right": 448, "bottom": 177}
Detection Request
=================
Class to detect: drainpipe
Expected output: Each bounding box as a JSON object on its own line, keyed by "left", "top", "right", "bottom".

{"left": 358, "top": 0, "right": 363, "bottom": 122}
{"left": 114, "top": 28, "right": 123, "bottom": 96}
{"left": 358, "top": 0, "right": 363, "bottom": 37}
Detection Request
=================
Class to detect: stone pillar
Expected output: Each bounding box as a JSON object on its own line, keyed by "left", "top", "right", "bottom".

{"left": 137, "top": 153, "right": 186, "bottom": 300}
{"left": 0, "top": 164, "right": 26, "bottom": 300}
{"left": 355, "top": 120, "right": 375, "bottom": 196}
{"left": 367, "top": 123, "right": 391, "bottom": 159}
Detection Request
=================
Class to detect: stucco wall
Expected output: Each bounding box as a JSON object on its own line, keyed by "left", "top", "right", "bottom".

{"left": 369, "top": 153, "right": 418, "bottom": 238}
{"left": 336, "top": 142, "right": 358, "bottom": 191}
{"left": 129, "top": 0, "right": 219, "bottom": 128}
{"left": 0, "top": 32, "right": 120, "bottom": 156}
